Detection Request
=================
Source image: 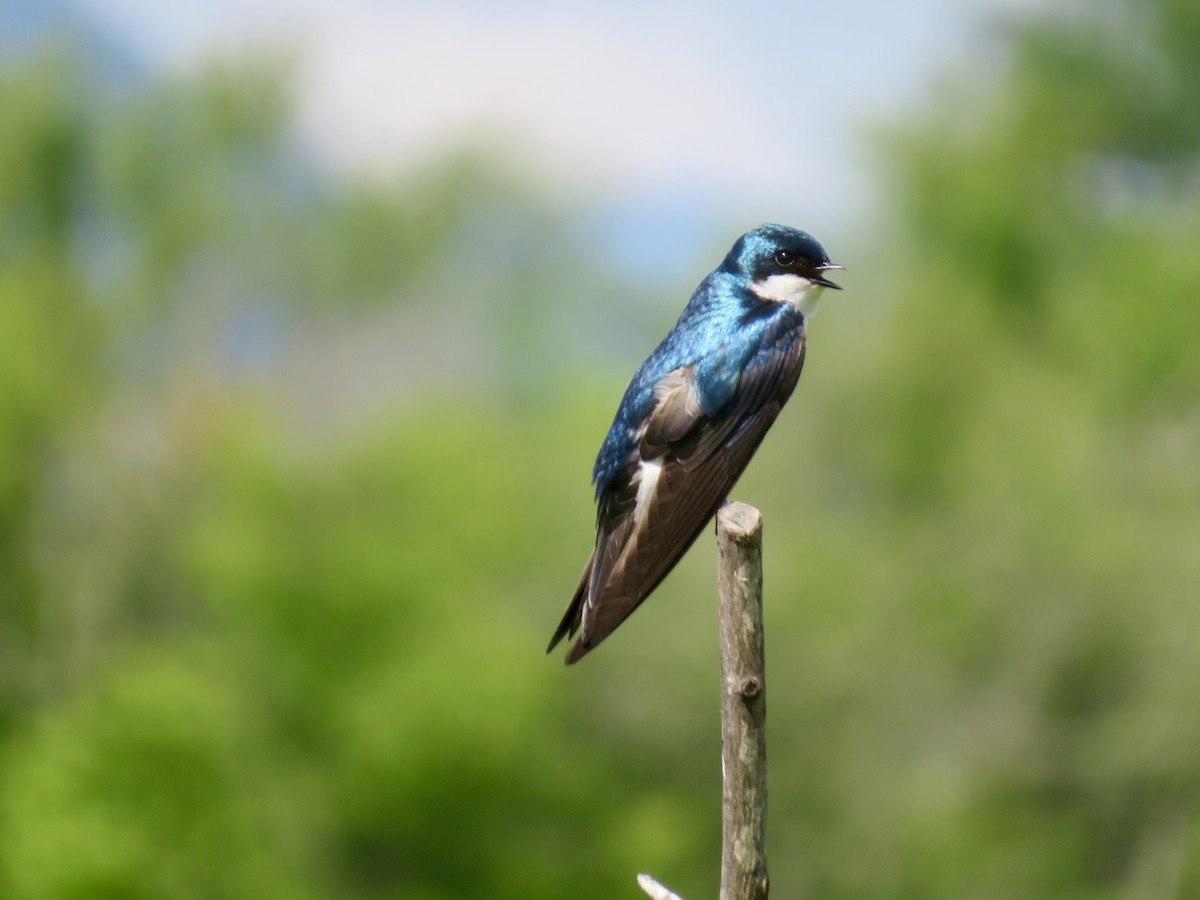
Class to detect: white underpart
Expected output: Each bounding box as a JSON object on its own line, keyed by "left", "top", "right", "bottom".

{"left": 634, "top": 458, "right": 664, "bottom": 520}
{"left": 752, "top": 273, "right": 826, "bottom": 319}
{"left": 594, "top": 456, "right": 662, "bottom": 599}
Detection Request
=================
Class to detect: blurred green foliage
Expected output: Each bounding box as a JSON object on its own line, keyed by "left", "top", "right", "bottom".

{"left": 1, "top": 2, "right": 1199, "bottom": 896}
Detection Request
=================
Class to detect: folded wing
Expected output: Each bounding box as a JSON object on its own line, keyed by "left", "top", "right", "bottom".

{"left": 549, "top": 329, "right": 806, "bottom": 663}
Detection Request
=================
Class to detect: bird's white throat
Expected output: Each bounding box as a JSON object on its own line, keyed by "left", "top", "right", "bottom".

{"left": 752, "top": 273, "right": 826, "bottom": 319}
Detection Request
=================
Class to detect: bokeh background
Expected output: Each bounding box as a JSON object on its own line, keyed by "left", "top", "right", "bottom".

{"left": 2, "top": 0, "right": 1199, "bottom": 897}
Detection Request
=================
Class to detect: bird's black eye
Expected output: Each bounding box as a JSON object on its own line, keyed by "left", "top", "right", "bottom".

{"left": 774, "top": 250, "right": 795, "bottom": 267}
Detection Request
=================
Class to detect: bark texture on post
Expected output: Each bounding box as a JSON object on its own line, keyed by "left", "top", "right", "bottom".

{"left": 717, "top": 502, "right": 769, "bottom": 900}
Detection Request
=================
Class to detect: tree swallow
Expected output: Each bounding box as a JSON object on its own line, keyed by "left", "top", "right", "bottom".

{"left": 548, "top": 224, "right": 842, "bottom": 664}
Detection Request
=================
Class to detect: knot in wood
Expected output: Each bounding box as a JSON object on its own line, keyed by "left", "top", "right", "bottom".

{"left": 740, "top": 677, "right": 762, "bottom": 700}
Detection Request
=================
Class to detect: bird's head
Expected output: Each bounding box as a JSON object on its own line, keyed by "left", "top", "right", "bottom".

{"left": 723, "top": 224, "right": 842, "bottom": 314}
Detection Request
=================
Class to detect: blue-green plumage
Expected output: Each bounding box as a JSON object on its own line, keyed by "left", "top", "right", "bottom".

{"left": 550, "top": 224, "right": 842, "bottom": 664}
{"left": 594, "top": 271, "right": 800, "bottom": 498}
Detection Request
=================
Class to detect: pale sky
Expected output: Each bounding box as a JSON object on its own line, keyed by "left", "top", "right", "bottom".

{"left": 64, "top": 0, "right": 1038, "bottom": 245}
{"left": 1, "top": 0, "right": 1043, "bottom": 413}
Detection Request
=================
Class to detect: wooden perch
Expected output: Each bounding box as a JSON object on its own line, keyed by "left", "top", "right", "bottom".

{"left": 639, "top": 501, "right": 769, "bottom": 900}
{"left": 716, "top": 502, "right": 769, "bottom": 900}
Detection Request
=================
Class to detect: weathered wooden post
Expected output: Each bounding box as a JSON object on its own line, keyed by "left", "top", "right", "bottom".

{"left": 639, "top": 501, "right": 769, "bottom": 899}
{"left": 715, "top": 502, "right": 769, "bottom": 900}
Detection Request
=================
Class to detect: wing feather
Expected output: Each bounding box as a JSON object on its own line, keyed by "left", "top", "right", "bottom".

{"left": 555, "top": 328, "right": 807, "bottom": 663}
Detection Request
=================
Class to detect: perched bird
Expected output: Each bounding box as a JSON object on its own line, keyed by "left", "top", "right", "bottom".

{"left": 548, "top": 224, "right": 842, "bottom": 664}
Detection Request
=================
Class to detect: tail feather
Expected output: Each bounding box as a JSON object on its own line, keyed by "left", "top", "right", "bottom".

{"left": 564, "top": 631, "right": 599, "bottom": 665}
{"left": 547, "top": 553, "right": 593, "bottom": 656}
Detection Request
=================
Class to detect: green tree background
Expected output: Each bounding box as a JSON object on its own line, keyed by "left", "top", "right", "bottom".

{"left": 1, "top": 2, "right": 1198, "bottom": 896}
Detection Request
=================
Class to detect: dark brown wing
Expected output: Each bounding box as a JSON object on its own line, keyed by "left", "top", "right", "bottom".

{"left": 554, "top": 330, "right": 806, "bottom": 663}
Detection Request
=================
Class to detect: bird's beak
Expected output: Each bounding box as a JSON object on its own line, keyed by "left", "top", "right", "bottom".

{"left": 812, "top": 263, "right": 844, "bottom": 291}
